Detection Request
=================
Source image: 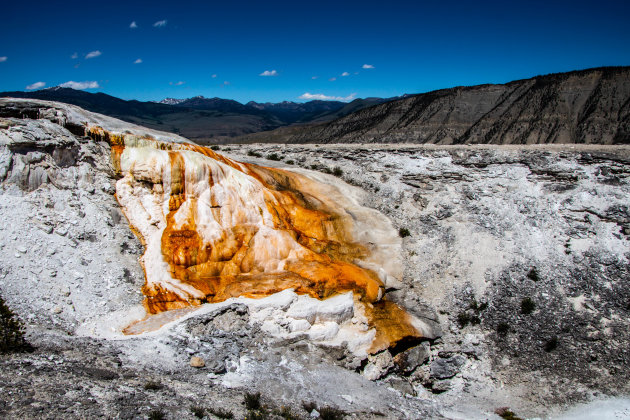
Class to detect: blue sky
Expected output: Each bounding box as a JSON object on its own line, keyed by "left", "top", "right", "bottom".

{"left": 1, "top": 0, "right": 629, "bottom": 103}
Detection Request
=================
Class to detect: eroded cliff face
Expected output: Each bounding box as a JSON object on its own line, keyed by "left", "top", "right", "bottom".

{"left": 237, "top": 66, "right": 630, "bottom": 145}
{"left": 87, "top": 126, "right": 432, "bottom": 354}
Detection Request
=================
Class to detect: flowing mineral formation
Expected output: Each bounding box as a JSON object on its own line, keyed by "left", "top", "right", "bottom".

{"left": 84, "top": 127, "right": 434, "bottom": 355}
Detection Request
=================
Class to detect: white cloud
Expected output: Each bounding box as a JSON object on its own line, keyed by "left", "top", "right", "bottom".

{"left": 85, "top": 50, "right": 102, "bottom": 59}
{"left": 153, "top": 20, "right": 167, "bottom": 27}
{"left": 298, "top": 92, "right": 356, "bottom": 102}
{"left": 311, "top": 76, "right": 318, "bottom": 79}
{"left": 223, "top": 81, "right": 230, "bottom": 85}
{"left": 0, "top": 57, "right": 7, "bottom": 62}
{"left": 134, "top": 58, "right": 142, "bottom": 64}
{"left": 259, "top": 70, "right": 278, "bottom": 76}
{"left": 211, "top": 74, "right": 217, "bottom": 78}
{"left": 362, "top": 64, "right": 374, "bottom": 69}
{"left": 26, "top": 81, "right": 45, "bottom": 90}
{"left": 130, "top": 21, "right": 138, "bottom": 28}
{"left": 341, "top": 72, "right": 350, "bottom": 77}
{"left": 169, "top": 81, "right": 185, "bottom": 86}
{"left": 70, "top": 52, "right": 78, "bottom": 59}
{"left": 329, "top": 77, "right": 336, "bottom": 81}
{"left": 59, "top": 80, "right": 100, "bottom": 89}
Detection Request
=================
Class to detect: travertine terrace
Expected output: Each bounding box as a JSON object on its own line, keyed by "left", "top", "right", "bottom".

{"left": 103, "top": 124, "right": 435, "bottom": 354}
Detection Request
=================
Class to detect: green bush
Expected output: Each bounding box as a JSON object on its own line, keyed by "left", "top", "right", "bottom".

{"left": 266, "top": 153, "right": 282, "bottom": 161}
{"left": 0, "top": 296, "right": 31, "bottom": 353}
{"left": 210, "top": 145, "right": 221, "bottom": 151}
{"left": 398, "top": 227, "right": 411, "bottom": 238}
{"left": 285, "top": 160, "right": 295, "bottom": 165}
{"left": 332, "top": 167, "right": 343, "bottom": 177}
{"left": 497, "top": 322, "right": 510, "bottom": 335}
{"left": 244, "top": 392, "right": 261, "bottom": 410}
{"left": 526, "top": 268, "right": 540, "bottom": 282}
{"left": 544, "top": 336, "right": 558, "bottom": 352}
{"left": 520, "top": 297, "right": 535, "bottom": 314}
{"left": 208, "top": 407, "right": 234, "bottom": 419}
{"left": 247, "top": 150, "right": 262, "bottom": 158}
{"left": 319, "top": 406, "right": 345, "bottom": 420}
{"left": 148, "top": 409, "right": 166, "bottom": 420}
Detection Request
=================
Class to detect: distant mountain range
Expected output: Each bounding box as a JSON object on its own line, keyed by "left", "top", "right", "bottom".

{"left": 0, "top": 87, "right": 389, "bottom": 144}
{"left": 235, "top": 67, "right": 630, "bottom": 145}
{"left": 2, "top": 67, "right": 629, "bottom": 145}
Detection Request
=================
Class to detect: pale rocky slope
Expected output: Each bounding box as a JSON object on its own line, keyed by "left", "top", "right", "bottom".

{"left": 238, "top": 67, "right": 630, "bottom": 145}
{"left": 0, "top": 98, "right": 629, "bottom": 419}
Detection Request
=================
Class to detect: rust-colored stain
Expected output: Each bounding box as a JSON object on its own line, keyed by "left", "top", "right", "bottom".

{"left": 100, "top": 127, "right": 422, "bottom": 352}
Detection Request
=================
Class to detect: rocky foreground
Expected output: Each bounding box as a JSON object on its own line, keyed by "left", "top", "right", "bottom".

{"left": 0, "top": 99, "right": 629, "bottom": 419}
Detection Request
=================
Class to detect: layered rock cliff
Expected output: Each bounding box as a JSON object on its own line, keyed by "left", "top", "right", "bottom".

{"left": 237, "top": 66, "right": 630, "bottom": 145}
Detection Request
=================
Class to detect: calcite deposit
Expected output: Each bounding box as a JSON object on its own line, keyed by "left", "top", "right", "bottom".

{"left": 87, "top": 125, "right": 432, "bottom": 354}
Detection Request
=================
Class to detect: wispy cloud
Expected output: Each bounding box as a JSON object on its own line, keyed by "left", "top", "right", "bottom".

{"left": 85, "top": 50, "right": 102, "bottom": 59}
{"left": 0, "top": 57, "right": 7, "bottom": 63}
{"left": 223, "top": 81, "right": 230, "bottom": 86}
{"left": 362, "top": 64, "right": 374, "bottom": 69}
{"left": 134, "top": 58, "right": 142, "bottom": 64}
{"left": 59, "top": 81, "right": 100, "bottom": 90}
{"left": 153, "top": 20, "right": 167, "bottom": 27}
{"left": 299, "top": 92, "right": 356, "bottom": 102}
{"left": 341, "top": 72, "right": 350, "bottom": 77}
{"left": 311, "top": 76, "right": 318, "bottom": 80}
{"left": 130, "top": 21, "right": 138, "bottom": 29}
{"left": 329, "top": 77, "right": 336, "bottom": 82}
{"left": 259, "top": 70, "right": 278, "bottom": 76}
{"left": 70, "top": 52, "right": 78, "bottom": 59}
{"left": 169, "top": 81, "right": 185, "bottom": 86}
{"left": 211, "top": 74, "right": 217, "bottom": 78}
{"left": 26, "top": 81, "right": 45, "bottom": 90}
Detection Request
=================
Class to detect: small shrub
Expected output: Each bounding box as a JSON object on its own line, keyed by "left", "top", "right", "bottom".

{"left": 398, "top": 228, "right": 411, "bottom": 238}
{"left": 266, "top": 153, "right": 282, "bottom": 161}
{"left": 285, "top": 160, "right": 295, "bottom": 165}
{"left": 208, "top": 407, "right": 234, "bottom": 419}
{"left": 332, "top": 167, "right": 343, "bottom": 177}
{"left": 143, "top": 380, "right": 163, "bottom": 391}
{"left": 544, "top": 336, "right": 558, "bottom": 352}
{"left": 495, "top": 407, "right": 523, "bottom": 420}
{"left": 457, "top": 312, "right": 470, "bottom": 328}
{"left": 321, "top": 167, "right": 332, "bottom": 174}
{"left": 247, "top": 150, "right": 262, "bottom": 158}
{"left": 244, "top": 392, "right": 261, "bottom": 411}
{"left": 0, "top": 295, "right": 32, "bottom": 353}
{"left": 319, "top": 406, "right": 345, "bottom": 420}
{"left": 520, "top": 297, "right": 535, "bottom": 314}
{"left": 309, "top": 164, "right": 319, "bottom": 170}
{"left": 497, "top": 322, "right": 510, "bottom": 334}
{"left": 469, "top": 299, "right": 487, "bottom": 312}
{"left": 148, "top": 409, "right": 166, "bottom": 420}
{"left": 210, "top": 145, "right": 221, "bottom": 151}
{"left": 526, "top": 268, "right": 540, "bottom": 282}
{"left": 190, "top": 406, "right": 205, "bottom": 418}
